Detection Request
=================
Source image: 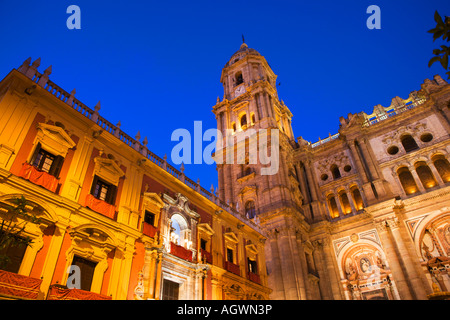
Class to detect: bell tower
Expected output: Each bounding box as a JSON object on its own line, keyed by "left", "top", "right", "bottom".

{"left": 212, "top": 41, "right": 313, "bottom": 299}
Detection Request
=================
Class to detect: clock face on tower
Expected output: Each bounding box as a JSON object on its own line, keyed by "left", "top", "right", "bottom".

{"left": 234, "top": 85, "right": 245, "bottom": 97}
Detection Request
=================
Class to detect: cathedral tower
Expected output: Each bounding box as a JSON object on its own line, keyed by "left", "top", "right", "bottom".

{"left": 213, "top": 42, "right": 316, "bottom": 299}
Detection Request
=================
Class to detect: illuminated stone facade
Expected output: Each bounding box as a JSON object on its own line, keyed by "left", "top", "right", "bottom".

{"left": 213, "top": 43, "right": 450, "bottom": 300}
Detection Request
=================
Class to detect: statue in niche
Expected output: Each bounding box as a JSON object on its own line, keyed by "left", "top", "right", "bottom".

{"left": 375, "top": 252, "right": 386, "bottom": 271}
{"left": 422, "top": 243, "right": 435, "bottom": 261}
{"left": 443, "top": 225, "right": 450, "bottom": 255}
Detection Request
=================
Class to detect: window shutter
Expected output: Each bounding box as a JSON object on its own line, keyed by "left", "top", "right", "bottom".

{"left": 90, "top": 175, "right": 99, "bottom": 195}
{"left": 30, "top": 142, "right": 42, "bottom": 166}
{"left": 106, "top": 184, "right": 117, "bottom": 205}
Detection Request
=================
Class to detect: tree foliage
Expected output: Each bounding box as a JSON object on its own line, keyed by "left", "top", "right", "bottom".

{"left": 428, "top": 11, "right": 450, "bottom": 79}
{"left": 0, "top": 196, "right": 41, "bottom": 270}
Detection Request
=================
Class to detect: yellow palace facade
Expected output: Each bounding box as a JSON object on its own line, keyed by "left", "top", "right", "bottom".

{"left": 0, "top": 56, "right": 270, "bottom": 300}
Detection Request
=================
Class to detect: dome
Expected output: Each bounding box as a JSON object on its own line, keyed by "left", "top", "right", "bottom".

{"left": 224, "top": 42, "right": 261, "bottom": 67}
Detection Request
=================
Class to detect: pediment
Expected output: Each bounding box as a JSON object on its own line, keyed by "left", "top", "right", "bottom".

{"left": 142, "top": 192, "right": 164, "bottom": 209}
{"left": 239, "top": 185, "right": 257, "bottom": 196}
{"left": 232, "top": 100, "right": 249, "bottom": 112}
{"left": 36, "top": 123, "right": 76, "bottom": 157}
{"left": 198, "top": 223, "right": 214, "bottom": 236}
{"left": 245, "top": 243, "right": 258, "bottom": 255}
{"left": 94, "top": 157, "right": 125, "bottom": 186}
{"left": 224, "top": 231, "right": 239, "bottom": 243}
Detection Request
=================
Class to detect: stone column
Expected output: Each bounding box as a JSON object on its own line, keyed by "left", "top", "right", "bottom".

{"left": 116, "top": 242, "right": 135, "bottom": 299}
{"left": 39, "top": 221, "right": 68, "bottom": 299}
{"left": 276, "top": 226, "right": 299, "bottom": 299}
{"left": 266, "top": 230, "right": 286, "bottom": 299}
{"left": 153, "top": 251, "right": 163, "bottom": 299}
{"left": 263, "top": 92, "right": 274, "bottom": 119}
{"left": 255, "top": 93, "right": 265, "bottom": 119}
{"left": 257, "top": 239, "right": 268, "bottom": 287}
{"left": 211, "top": 274, "right": 223, "bottom": 300}
{"left": 344, "top": 186, "right": 357, "bottom": 214}
{"left": 289, "top": 230, "right": 306, "bottom": 299}
{"left": 59, "top": 135, "right": 94, "bottom": 201}
{"left": 375, "top": 219, "right": 413, "bottom": 299}
{"left": 304, "top": 160, "right": 319, "bottom": 201}
{"left": 312, "top": 240, "right": 333, "bottom": 300}
{"left": 387, "top": 217, "right": 428, "bottom": 299}
{"left": 146, "top": 248, "right": 158, "bottom": 299}
{"left": 428, "top": 161, "right": 445, "bottom": 186}
{"left": 348, "top": 140, "right": 369, "bottom": 184}
{"left": 391, "top": 170, "right": 408, "bottom": 198}
{"left": 358, "top": 138, "right": 380, "bottom": 180}
{"left": 409, "top": 166, "right": 426, "bottom": 193}
{"left": 334, "top": 192, "right": 345, "bottom": 217}
{"left": 294, "top": 162, "right": 310, "bottom": 203}
{"left": 321, "top": 237, "right": 343, "bottom": 299}
{"left": 294, "top": 233, "right": 308, "bottom": 300}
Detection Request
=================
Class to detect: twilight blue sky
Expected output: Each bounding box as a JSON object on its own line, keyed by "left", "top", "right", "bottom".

{"left": 0, "top": 0, "right": 449, "bottom": 192}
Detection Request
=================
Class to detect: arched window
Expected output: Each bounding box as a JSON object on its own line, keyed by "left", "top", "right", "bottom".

{"left": 331, "top": 164, "right": 341, "bottom": 179}
{"left": 415, "top": 161, "right": 437, "bottom": 189}
{"left": 397, "top": 167, "right": 419, "bottom": 195}
{"left": 235, "top": 71, "right": 243, "bottom": 86}
{"left": 339, "top": 191, "right": 352, "bottom": 215}
{"left": 327, "top": 195, "right": 339, "bottom": 218}
{"left": 245, "top": 201, "right": 256, "bottom": 219}
{"left": 240, "top": 114, "right": 247, "bottom": 130}
{"left": 432, "top": 154, "right": 450, "bottom": 183}
{"left": 170, "top": 214, "right": 190, "bottom": 248}
{"left": 401, "top": 134, "right": 419, "bottom": 153}
{"left": 350, "top": 187, "right": 364, "bottom": 211}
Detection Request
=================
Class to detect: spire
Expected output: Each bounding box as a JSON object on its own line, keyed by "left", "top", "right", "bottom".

{"left": 240, "top": 34, "right": 248, "bottom": 50}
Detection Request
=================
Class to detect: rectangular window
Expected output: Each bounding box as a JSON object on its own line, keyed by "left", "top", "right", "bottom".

{"left": 0, "top": 233, "right": 28, "bottom": 273}
{"left": 90, "top": 175, "right": 117, "bottom": 205}
{"left": 200, "top": 238, "right": 207, "bottom": 251}
{"left": 227, "top": 248, "right": 234, "bottom": 263}
{"left": 31, "top": 143, "right": 64, "bottom": 177}
{"left": 71, "top": 255, "right": 97, "bottom": 292}
{"left": 248, "top": 258, "right": 258, "bottom": 274}
{"left": 162, "top": 279, "right": 179, "bottom": 300}
{"left": 144, "top": 210, "right": 155, "bottom": 226}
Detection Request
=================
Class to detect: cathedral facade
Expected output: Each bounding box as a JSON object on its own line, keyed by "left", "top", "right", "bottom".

{"left": 0, "top": 42, "right": 449, "bottom": 300}
{"left": 213, "top": 42, "right": 450, "bottom": 300}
